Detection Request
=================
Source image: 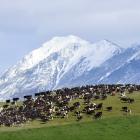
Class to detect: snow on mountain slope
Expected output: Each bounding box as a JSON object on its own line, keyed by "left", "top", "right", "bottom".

{"left": 100, "top": 47, "right": 140, "bottom": 84}
{"left": 53, "top": 39, "right": 122, "bottom": 89}
{"left": 56, "top": 45, "right": 140, "bottom": 89}
{"left": 0, "top": 35, "right": 139, "bottom": 100}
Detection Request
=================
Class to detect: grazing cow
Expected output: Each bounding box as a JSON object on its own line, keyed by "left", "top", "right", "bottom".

{"left": 13, "top": 98, "right": 19, "bottom": 102}
{"left": 96, "top": 103, "right": 103, "bottom": 110}
{"left": 75, "top": 111, "right": 83, "bottom": 121}
{"left": 120, "top": 97, "right": 128, "bottom": 102}
{"left": 122, "top": 107, "right": 132, "bottom": 115}
{"left": 128, "top": 98, "right": 134, "bottom": 103}
{"left": 24, "top": 95, "right": 32, "bottom": 100}
{"left": 73, "top": 102, "right": 80, "bottom": 108}
{"left": 94, "top": 112, "right": 102, "bottom": 119}
{"left": 120, "top": 92, "right": 126, "bottom": 97}
{"left": 40, "top": 115, "right": 49, "bottom": 122}
{"left": 128, "top": 87, "right": 134, "bottom": 93}
{"left": 120, "top": 97, "right": 135, "bottom": 103}
{"left": 94, "top": 95, "right": 100, "bottom": 100}
{"left": 101, "top": 95, "right": 107, "bottom": 100}
{"left": 6, "top": 100, "right": 10, "bottom": 104}
{"left": 77, "top": 114, "right": 83, "bottom": 121}
{"left": 69, "top": 106, "right": 75, "bottom": 111}
{"left": 3, "top": 104, "right": 9, "bottom": 108}
{"left": 122, "top": 106, "right": 128, "bottom": 111}
{"left": 35, "top": 93, "right": 40, "bottom": 97}
{"left": 106, "top": 107, "right": 112, "bottom": 111}
{"left": 127, "top": 109, "right": 132, "bottom": 114}
{"left": 61, "top": 110, "right": 68, "bottom": 118}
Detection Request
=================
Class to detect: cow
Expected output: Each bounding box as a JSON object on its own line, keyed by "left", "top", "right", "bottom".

{"left": 94, "top": 112, "right": 102, "bottom": 119}
{"left": 106, "top": 107, "right": 112, "bottom": 111}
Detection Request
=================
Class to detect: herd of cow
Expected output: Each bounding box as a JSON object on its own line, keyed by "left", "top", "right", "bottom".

{"left": 0, "top": 84, "right": 139, "bottom": 127}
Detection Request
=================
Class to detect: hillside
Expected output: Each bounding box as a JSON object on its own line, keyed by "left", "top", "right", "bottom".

{"left": 0, "top": 90, "right": 140, "bottom": 140}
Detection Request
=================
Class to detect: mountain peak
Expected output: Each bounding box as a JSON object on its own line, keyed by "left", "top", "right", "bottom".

{"left": 49, "top": 35, "right": 84, "bottom": 42}
{"left": 42, "top": 35, "right": 89, "bottom": 50}
{"left": 0, "top": 36, "right": 126, "bottom": 100}
{"left": 2, "top": 36, "right": 122, "bottom": 74}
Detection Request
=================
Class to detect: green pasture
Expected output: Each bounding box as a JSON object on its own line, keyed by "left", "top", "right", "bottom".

{"left": 0, "top": 91, "right": 140, "bottom": 140}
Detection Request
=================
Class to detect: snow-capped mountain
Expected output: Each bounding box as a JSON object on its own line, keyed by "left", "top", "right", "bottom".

{"left": 0, "top": 35, "right": 139, "bottom": 100}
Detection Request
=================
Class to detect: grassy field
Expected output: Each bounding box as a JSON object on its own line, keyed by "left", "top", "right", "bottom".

{"left": 0, "top": 116, "right": 140, "bottom": 140}
{"left": 0, "top": 91, "right": 140, "bottom": 140}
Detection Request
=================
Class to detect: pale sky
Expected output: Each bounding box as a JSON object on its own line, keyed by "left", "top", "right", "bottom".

{"left": 0, "top": 0, "right": 140, "bottom": 73}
